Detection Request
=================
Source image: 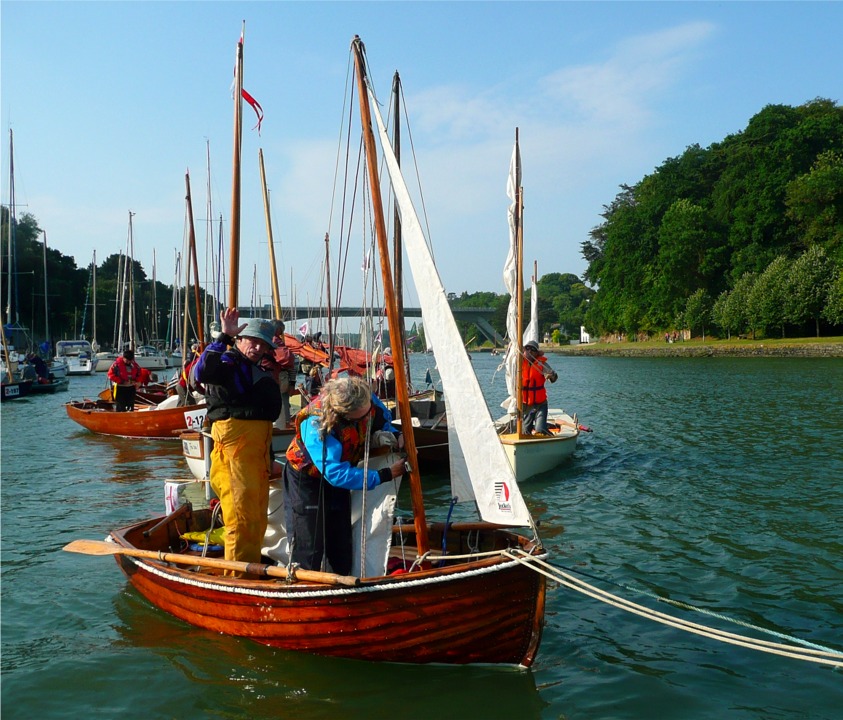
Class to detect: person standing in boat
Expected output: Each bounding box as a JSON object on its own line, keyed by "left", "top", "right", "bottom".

{"left": 193, "top": 309, "right": 282, "bottom": 572}
{"left": 521, "top": 340, "right": 557, "bottom": 436}
{"left": 107, "top": 349, "right": 143, "bottom": 412}
{"left": 283, "top": 375, "right": 406, "bottom": 576}
{"left": 177, "top": 344, "right": 204, "bottom": 406}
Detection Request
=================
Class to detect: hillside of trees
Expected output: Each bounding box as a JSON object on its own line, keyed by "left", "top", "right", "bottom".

{"left": 581, "top": 98, "right": 843, "bottom": 340}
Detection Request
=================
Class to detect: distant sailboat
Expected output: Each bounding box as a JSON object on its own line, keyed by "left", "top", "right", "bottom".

{"left": 495, "top": 131, "right": 580, "bottom": 481}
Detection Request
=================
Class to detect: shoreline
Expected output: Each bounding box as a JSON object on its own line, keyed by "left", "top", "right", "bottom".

{"left": 539, "top": 340, "right": 843, "bottom": 358}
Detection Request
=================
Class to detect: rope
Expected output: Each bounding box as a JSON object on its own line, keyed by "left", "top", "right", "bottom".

{"left": 502, "top": 549, "right": 843, "bottom": 668}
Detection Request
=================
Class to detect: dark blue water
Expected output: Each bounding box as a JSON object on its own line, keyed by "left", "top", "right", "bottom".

{"left": 2, "top": 356, "right": 842, "bottom": 719}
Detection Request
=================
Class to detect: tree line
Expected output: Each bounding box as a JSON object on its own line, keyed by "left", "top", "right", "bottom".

{"left": 1, "top": 209, "right": 211, "bottom": 351}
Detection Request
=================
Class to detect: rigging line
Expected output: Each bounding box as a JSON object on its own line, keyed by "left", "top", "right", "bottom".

{"left": 504, "top": 550, "right": 843, "bottom": 667}
{"left": 543, "top": 558, "right": 842, "bottom": 656}
{"left": 399, "top": 88, "right": 436, "bottom": 264}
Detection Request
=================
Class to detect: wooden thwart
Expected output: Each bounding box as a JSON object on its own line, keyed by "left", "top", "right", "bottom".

{"left": 62, "top": 539, "right": 360, "bottom": 586}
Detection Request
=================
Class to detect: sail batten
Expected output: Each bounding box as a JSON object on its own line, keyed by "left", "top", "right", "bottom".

{"left": 369, "top": 91, "right": 531, "bottom": 527}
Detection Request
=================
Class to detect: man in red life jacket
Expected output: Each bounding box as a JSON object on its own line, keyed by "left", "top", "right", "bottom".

{"left": 107, "top": 348, "right": 143, "bottom": 411}
{"left": 521, "top": 341, "right": 558, "bottom": 435}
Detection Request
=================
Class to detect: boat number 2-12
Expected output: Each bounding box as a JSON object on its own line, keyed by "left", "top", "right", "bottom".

{"left": 183, "top": 408, "right": 206, "bottom": 429}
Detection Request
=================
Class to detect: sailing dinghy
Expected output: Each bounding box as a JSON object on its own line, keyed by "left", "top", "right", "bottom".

{"left": 495, "top": 132, "right": 580, "bottom": 480}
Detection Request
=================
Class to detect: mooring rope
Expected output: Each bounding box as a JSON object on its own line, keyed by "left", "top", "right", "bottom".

{"left": 502, "top": 549, "right": 843, "bottom": 668}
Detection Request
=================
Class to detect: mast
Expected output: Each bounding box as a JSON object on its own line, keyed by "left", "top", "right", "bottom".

{"left": 127, "top": 211, "right": 136, "bottom": 351}
{"left": 514, "top": 130, "right": 525, "bottom": 436}
{"left": 185, "top": 172, "right": 204, "bottom": 348}
{"left": 259, "top": 148, "right": 283, "bottom": 320}
{"left": 351, "top": 36, "right": 429, "bottom": 555}
{"left": 42, "top": 231, "right": 49, "bottom": 343}
{"left": 205, "top": 139, "right": 215, "bottom": 333}
{"left": 151, "top": 250, "right": 158, "bottom": 346}
{"left": 6, "top": 129, "right": 17, "bottom": 323}
{"left": 92, "top": 250, "right": 97, "bottom": 350}
{"left": 391, "top": 71, "right": 411, "bottom": 389}
{"left": 114, "top": 250, "right": 124, "bottom": 350}
{"left": 228, "top": 23, "right": 244, "bottom": 310}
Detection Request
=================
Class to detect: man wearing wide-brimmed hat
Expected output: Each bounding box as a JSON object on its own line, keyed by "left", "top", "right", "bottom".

{"left": 193, "top": 308, "right": 283, "bottom": 573}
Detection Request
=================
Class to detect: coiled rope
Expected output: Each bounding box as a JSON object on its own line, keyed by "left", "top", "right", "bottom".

{"left": 498, "top": 548, "right": 843, "bottom": 668}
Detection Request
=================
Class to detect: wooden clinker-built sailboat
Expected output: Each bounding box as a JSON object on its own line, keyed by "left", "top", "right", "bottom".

{"left": 65, "top": 34, "right": 547, "bottom": 667}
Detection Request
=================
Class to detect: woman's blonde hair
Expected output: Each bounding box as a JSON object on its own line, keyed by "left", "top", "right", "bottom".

{"left": 318, "top": 375, "right": 371, "bottom": 438}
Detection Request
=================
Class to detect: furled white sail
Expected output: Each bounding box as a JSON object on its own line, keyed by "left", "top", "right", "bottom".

{"left": 502, "top": 140, "right": 521, "bottom": 414}
{"left": 370, "top": 91, "right": 531, "bottom": 527}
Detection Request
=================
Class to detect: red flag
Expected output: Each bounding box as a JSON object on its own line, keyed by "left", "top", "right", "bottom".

{"left": 241, "top": 88, "right": 263, "bottom": 134}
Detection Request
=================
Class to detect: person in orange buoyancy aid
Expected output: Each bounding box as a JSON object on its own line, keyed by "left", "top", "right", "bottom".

{"left": 177, "top": 345, "right": 204, "bottom": 406}
{"left": 521, "top": 341, "right": 558, "bottom": 435}
{"left": 107, "top": 349, "right": 143, "bottom": 411}
{"left": 284, "top": 376, "right": 406, "bottom": 575}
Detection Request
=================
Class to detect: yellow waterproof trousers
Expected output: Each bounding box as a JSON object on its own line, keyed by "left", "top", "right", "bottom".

{"left": 210, "top": 417, "right": 272, "bottom": 573}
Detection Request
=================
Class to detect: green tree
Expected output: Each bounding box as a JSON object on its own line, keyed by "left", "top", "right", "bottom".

{"left": 727, "top": 272, "right": 758, "bottom": 339}
{"left": 786, "top": 245, "right": 835, "bottom": 336}
{"left": 822, "top": 267, "right": 843, "bottom": 325}
{"left": 747, "top": 256, "right": 791, "bottom": 337}
{"left": 684, "top": 289, "right": 712, "bottom": 340}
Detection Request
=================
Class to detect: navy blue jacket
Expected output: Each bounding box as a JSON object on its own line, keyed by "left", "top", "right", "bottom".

{"left": 193, "top": 337, "right": 282, "bottom": 424}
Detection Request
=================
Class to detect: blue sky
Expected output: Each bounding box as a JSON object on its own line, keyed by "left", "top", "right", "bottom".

{"left": 2, "top": 1, "right": 841, "bottom": 325}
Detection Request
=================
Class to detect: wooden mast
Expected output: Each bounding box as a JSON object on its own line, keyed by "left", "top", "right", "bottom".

{"left": 42, "top": 231, "right": 50, "bottom": 344}
{"left": 391, "top": 71, "right": 411, "bottom": 386}
{"left": 228, "top": 23, "right": 244, "bottom": 310}
{"left": 259, "top": 149, "right": 283, "bottom": 320}
{"left": 127, "top": 211, "right": 136, "bottom": 352}
{"left": 92, "top": 249, "right": 97, "bottom": 350}
{"left": 514, "top": 129, "right": 525, "bottom": 436}
{"left": 185, "top": 171, "right": 204, "bottom": 351}
{"left": 351, "top": 37, "right": 429, "bottom": 556}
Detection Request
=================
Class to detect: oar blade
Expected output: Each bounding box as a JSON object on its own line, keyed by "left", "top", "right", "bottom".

{"left": 63, "top": 539, "right": 121, "bottom": 556}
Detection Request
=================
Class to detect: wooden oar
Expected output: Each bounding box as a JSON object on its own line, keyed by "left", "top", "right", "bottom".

{"left": 63, "top": 539, "right": 360, "bottom": 587}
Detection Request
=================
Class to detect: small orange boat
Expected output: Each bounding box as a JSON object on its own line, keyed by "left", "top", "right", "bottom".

{"left": 65, "top": 399, "right": 206, "bottom": 440}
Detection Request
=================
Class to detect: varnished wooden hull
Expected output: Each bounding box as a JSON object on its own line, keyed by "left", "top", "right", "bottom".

{"left": 110, "top": 513, "right": 546, "bottom": 666}
{"left": 65, "top": 399, "right": 205, "bottom": 439}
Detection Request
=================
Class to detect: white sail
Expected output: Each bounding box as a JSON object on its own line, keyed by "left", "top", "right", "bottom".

{"left": 502, "top": 141, "right": 521, "bottom": 414}
{"left": 370, "top": 91, "right": 531, "bottom": 526}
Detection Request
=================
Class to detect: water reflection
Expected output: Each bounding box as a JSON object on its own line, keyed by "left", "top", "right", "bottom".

{"left": 112, "top": 591, "right": 547, "bottom": 720}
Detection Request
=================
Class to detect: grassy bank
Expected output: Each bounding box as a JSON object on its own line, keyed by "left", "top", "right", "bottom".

{"left": 539, "top": 336, "right": 843, "bottom": 358}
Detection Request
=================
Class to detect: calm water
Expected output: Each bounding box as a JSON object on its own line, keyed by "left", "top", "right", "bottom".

{"left": 2, "top": 356, "right": 842, "bottom": 719}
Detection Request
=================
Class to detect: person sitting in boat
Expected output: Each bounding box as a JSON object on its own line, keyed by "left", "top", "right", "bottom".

{"left": 193, "top": 309, "right": 282, "bottom": 573}
{"left": 521, "top": 341, "right": 558, "bottom": 436}
{"left": 107, "top": 349, "right": 143, "bottom": 412}
{"left": 283, "top": 375, "right": 406, "bottom": 576}
{"left": 25, "top": 353, "right": 50, "bottom": 383}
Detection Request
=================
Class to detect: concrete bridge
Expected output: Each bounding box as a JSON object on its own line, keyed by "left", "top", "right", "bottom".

{"left": 240, "top": 305, "right": 505, "bottom": 345}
